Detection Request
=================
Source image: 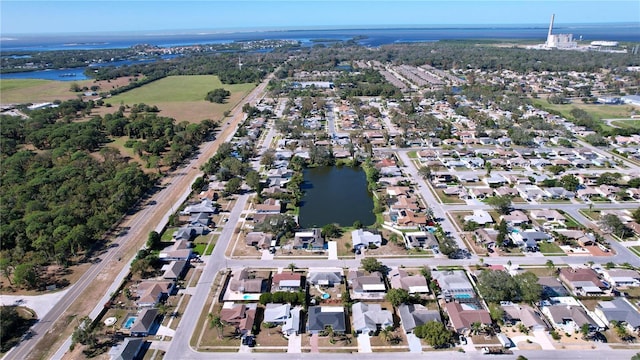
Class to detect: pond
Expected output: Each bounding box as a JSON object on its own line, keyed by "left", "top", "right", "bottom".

{"left": 298, "top": 166, "right": 375, "bottom": 228}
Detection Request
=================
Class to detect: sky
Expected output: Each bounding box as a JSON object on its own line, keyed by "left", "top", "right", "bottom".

{"left": 1, "top": 0, "right": 639, "bottom": 35}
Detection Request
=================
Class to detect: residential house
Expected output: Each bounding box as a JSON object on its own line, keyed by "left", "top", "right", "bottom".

{"left": 501, "top": 303, "right": 548, "bottom": 331}
{"left": 474, "top": 228, "right": 499, "bottom": 247}
{"left": 351, "top": 302, "right": 393, "bottom": 335}
{"left": 181, "top": 199, "right": 217, "bottom": 215}
{"left": 263, "top": 303, "right": 291, "bottom": 325}
{"left": 307, "top": 306, "right": 346, "bottom": 334}
{"left": 282, "top": 306, "right": 302, "bottom": 336}
{"left": 432, "top": 270, "right": 475, "bottom": 300}
{"left": 307, "top": 268, "right": 343, "bottom": 287}
{"left": 515, "top": 185, "right": 548, "bottom": 202}
{"left": 538, "top": 276, "right": 570, "bottom": 298}
{"left": 494, "top": 186, "right": 519, "bottom": 197}
{"left": 530, "top": 209, "right": 566, "bottom": 223}
{"left": 470, "top": 187, "right": 495, "bottom": 200}
{"left": 464, "top": 210, "right": 494, "bottom": 226}
{"left": 577, "top": 187, "right": 601, "bottom": 201}
{"left": 129, "top": 308, "right": 158, "bottom": 337}
{"left": 394, "top": 209, "right": 428, "bottom": 228}
{"left": 597, "top": 185, "right": 622, "bottom": 201}
{"left": 559, "top": 268, "right": 607, "bottom": 296}
{"left": 500, "top": 210, "right": 530, "bottom": 226}
{"left": 445, "top": 302, "right": 492, "bottom": 334}
{"left": 172, "top": 226, "right": 206, "bottom": 241}
{"left": 159, "top": 239, "right": 192, "bottom": 261}
{"left": 594, "top": 298, "right": 640, "bottom": 333}
{"left": 390, "top": 196, "right": 421, "bottom": 212}
{"left": 398, "top": 304, "right": 442, "bottom": 333}
{"left": 442, "top": 186, "right": 467, "bottom": 198}
{"left": 135, "top": 281, "right": 173, "bottom": 308}
{"left": 544, "top": 187, "right": 575, "bottom": 200}
{"left": 541, "top": 297, "right": 600, "bottom": 333}
{"left": 109, "top": 338, "right": 144, "bottom": 360}
{"left": 602, "top": 269, "right": 640, "bottom": 288}
{"left": 227, "top": 268, "right": 266, "bottom": 298}
{"left": 245, "top": 232, "right": 272, "bottom": 249}
{"left": 293, "top": 228, "right": 324, "bottom": 250}
{"left": 188, "top": 212, "right": 211, "bottom": 228}
{"left": 272, "top": 272, "right": 305, "bottom": 292}
{"left": 386, "top": 186, "right": 411, "bottom": 197}
{"left": 348, "top": 270, "right": 386, "bottom": 299}
{"left": 351, "top": 229, "right": 382, "bottom": 251}
{"left": 404, "top": 231, "right": 438, "bottom": 250}
{"left": 162, "top": 260, "right": 188, "bottom": 281}
{"left": 389, "top": 268, "right": 430, "bottom": 294}
{"left": 220, "top": 302, "right": 257, "bottom": 335}
{"left": 509, "top": 230, "right": 553, "bottom": 251}
{"left": 254, "top": 198, "right": 282, "bottom": 214}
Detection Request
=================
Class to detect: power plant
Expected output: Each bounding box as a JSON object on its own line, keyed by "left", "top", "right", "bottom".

{"left": 526, "top": 14, "right": 627, "bottom": 53}
{"left": 545, "top": 14, "right": 577, "bottom": 49}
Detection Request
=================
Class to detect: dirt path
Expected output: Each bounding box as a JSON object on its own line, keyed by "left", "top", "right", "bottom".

{"left": 7, "top": 75, "right": 272, "bottom": 360}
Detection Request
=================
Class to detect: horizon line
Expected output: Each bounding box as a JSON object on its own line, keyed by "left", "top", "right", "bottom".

{"left": 3, "top": 21, "right": 638, "bottom": 37}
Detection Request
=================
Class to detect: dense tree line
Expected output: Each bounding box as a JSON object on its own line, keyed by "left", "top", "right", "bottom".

{"left": 91, "top": 52, "right": 283, "bottom": 84}
{"left": 334, "top": 69, "right": 403, "bottom": 98}
{"left": 0, "top": 98, "right": 220, "bottom": 289}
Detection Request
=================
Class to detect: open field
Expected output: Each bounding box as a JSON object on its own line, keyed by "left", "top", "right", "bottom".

{"left": 611, "top": 119, "right": 640, "bottom": 130}
{"left": 0, "top": 77, "right": 134, "bottom": 104}
{"left": 0, "top": 79, "right": 80, "bottom": 104}
{"left": 531, "top": 99, "right": 636, "bottom": 121}
{"left": 103, "top": 75, "right": 256, "bottom": 123}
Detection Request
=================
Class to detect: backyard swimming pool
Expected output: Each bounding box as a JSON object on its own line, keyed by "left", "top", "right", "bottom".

{"left": 123, "top": 316, "right": 137, "bottom": 329}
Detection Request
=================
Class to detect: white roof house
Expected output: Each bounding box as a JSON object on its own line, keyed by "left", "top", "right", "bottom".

{"left": 351, "top": 229, "right": 382, "bottom": 250}
{"left": 464, "top": 210, "right": 494, "bottom": 225}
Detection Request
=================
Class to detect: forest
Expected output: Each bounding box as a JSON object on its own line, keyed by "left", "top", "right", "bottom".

{"left": 0, "top": 99, "right": 218, "bottom": 290}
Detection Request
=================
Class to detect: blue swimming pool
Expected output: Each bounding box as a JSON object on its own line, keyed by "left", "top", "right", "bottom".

{"left": 455, "top": 294, "right": 473, "bottom": 299}
{"left": 123, "top": 316, "right": 137, "bottom": 329}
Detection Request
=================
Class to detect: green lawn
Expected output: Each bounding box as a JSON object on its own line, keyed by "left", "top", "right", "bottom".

{"left": 538, "top": 241, "right": 564, "bottom": 255}
{"left": 0, "top": 78, "right": 50, "bottom": 91}
{"left": 105, "top": 75, "right": 255, "bottom": 104}
{"left": 531, "top": 99, "right": 635, "bottom": 121}
{"left": 192, "top": 243, "right": 207, "bottom": 255}
{"left": 611, "top": 120, "right": 640, "bottom": 130}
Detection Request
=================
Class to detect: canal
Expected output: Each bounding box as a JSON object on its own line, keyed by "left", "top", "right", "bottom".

{"left": 298, "top": 166, "right": 375, "bottom": 228}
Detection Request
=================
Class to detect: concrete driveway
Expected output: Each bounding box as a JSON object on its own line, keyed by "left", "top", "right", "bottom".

{"left": 327, "top": 241, "right": 338, "bottom": 260}
{"left": 287, "top": 334, "right": 301, "bottom": 353}
{"left": 357, "top": 333, "right": 372, "bottom": 353}
{"left": 406, "top": 333, "right": 422, "bottom": 353}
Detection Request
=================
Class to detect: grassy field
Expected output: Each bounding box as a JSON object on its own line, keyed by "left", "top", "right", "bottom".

{"left": 531, "top": 99, "right": 636, "bottom": 120}
{"left": 0, "top": 79, "right": 81, "bottom": 103}
{"left": 104, "top": 75, "right": 256, "bottom": 123}
{"left": 611, "top": 119, "right": 640, "bottom": 130}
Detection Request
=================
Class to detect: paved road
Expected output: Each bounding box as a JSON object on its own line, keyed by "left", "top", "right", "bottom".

{"left": 396, "top": 150, "right": 467, "bottom": 250}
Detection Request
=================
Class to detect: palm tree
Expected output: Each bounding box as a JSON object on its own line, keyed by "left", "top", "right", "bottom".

{"left": 546, "top": 259, "right": 556, "bottom": 273}
{"left": 209, "top": 314, "right": 224, "bottom": 339}
{"left": 470, "top": 321, "right": 482, "bottom": 336}
{"left": 288, "top": 263, "right": 296, "bottom": 272}
{"left": 379, "top": 328, "right": 391, "bottom": 343}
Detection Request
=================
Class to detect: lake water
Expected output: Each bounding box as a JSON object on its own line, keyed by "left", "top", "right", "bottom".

{"left": 0, "top": 55, "right": 181, "bottom": 81}
{"left": 298, "top": 166, "right": 375, "bottom": 228}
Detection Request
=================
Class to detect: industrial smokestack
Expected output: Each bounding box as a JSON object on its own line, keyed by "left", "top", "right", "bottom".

{"left": 548, "top": 14, "right": 555, "bottom": 38}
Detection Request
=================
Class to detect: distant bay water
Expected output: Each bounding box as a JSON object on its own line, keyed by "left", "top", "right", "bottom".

{"left": 2, "top": 24, "right": 638, "bottom": 52}
{"left": 1, "top": 24, "right": 638, "bottom": 81}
